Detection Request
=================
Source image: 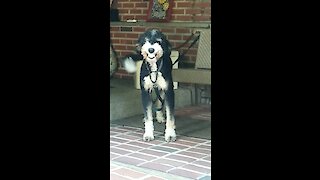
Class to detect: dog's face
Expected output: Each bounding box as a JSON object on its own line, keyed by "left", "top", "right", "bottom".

{"left": 136, "top": 29, "right": 171, "bottom": 65}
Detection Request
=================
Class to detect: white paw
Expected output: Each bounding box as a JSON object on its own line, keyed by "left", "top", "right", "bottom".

{"left": 165, "top": 128, "right": 176, "bottom": 142}
{"left": 156, "top": 112, "right": 166, "bottom": 123}
{"left": 123, "top": 57, "right": 136, "bottom": 73}
{"left": 143, "top": 131, "right": 154, "bottom": 141}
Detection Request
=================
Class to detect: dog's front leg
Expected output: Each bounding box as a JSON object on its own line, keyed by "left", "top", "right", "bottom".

{"left": 156, "top": 91, "right": 166, "bottom": 124}
{"left": 165, "top": 105, "right": 177, "bottom": 142}
{"left": 143, "top": 104, "right": 154, "bottom": 141}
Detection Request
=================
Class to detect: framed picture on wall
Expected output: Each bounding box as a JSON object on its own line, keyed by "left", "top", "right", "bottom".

{"left": 146, "top": 0, "right": 173, "bottom": 22}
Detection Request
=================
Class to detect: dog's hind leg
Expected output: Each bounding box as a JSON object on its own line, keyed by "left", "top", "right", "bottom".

{"left": 141, "top": 91, "right": 154, "bottom": 141}
{"left": 164, "top": 90, "right": 177, "bottom": 142}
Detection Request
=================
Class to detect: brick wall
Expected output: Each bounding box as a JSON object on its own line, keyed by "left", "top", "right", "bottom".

{"left": 110, "top": 0, "right": 211, "bottom": 79}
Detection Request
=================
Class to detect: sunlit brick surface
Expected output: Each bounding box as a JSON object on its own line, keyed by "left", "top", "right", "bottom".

{"left": 110, "top": 125, "right": 211, "bottom": 179}
{"left": 110, "top": 105, "right": 211, "bottom": 179}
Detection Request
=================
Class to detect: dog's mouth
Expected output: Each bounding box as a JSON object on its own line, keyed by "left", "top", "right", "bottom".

{"left": 147, "top": 53, "right": 157, "bottom": 60}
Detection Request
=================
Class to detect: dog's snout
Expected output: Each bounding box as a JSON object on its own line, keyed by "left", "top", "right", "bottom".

{"left": 148, "top": 48, "right": 155, "bottom": 53}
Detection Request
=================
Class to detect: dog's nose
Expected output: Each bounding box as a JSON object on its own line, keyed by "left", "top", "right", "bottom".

{"left": 148, "top": 48, "right": 155, "bottom": 53}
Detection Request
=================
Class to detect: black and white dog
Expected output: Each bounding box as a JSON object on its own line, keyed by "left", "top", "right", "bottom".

{"left": 122, "top": 29, "right": 176, "bottom": 142}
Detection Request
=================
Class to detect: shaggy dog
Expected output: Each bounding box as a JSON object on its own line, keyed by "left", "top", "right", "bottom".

{"left": 122, "top": 29, "right": 176, "bottom": 142}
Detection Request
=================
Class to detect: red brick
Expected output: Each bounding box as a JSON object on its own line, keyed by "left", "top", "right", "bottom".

{"left": 185, "top": 9, "right": 202, "bottom": 15}
{"left": 172, "top": 9, "right": 185, "bottom": 15}
{"left": 119, "top": 50, "right": 135, "bottom": 57}
{"left": 143, "top": 176, "right": 165, "bottom": 180}
{"left": 182, "top": 164, "right": 211, "bottom": 174}
{"left": 150, "top": 146, "right": 178, "bottom": 153}
{"left": 133, "top": 27, "right": 147, "bottom": 32}
{"left": 174, "top": 15, "right": 193, "bottom": 21}
{"left": 126, "top": 33, "right": 139, "bottom": 39}
{"left": 111, "top": 39, "right": 120, "bottom": 44}
{"left": 188, "top": 148, "right": 211, "bottom": 155}
{"left": 110, "top": 137, "right": 128, "bottom": 144}
{"left": 122, "top": 3, "right": 133, "bottom": 8}
{"left": 152, "top": 158, "right": 187, "bottom": 167}
{"left": 110, "top": 128, "right": 128, "bottom": 133}
{"left": 127, "top": 132, "right": 144, "bottom": 137}
{"left": 166, "top": 154, "right": 197, "bottom": 163}
{"left": 168, "top": 168, "right": 202, "bottom": 179}
{"left": 113, "top": 156, "right": 146, "bottom": 166}
{"left": 168, "top": 35, "right": 182, "bottom": 41}
{"left": 110, "top": 27, "right": 120, "bottom": 31}
{"left": 143, "top": 9, "right": 149, "bottom": 14}
{"left": 113, "top": 168, "right": 147, "bottom": 179}
{"left": 113, "top": 44, "right": 127, "bottom": 51}
{"left": 110, "top": 173, "right": 131, "bottom": 180}
{"left": 113, "top": 33, "right": 126, "bottom": 38}
{"left": 119, "top": 39, "right": 133, "bottom": 44}
{"left": 116, "top": 134, "right": 141, "bottom": 140}
{"left": 139, "top": 149, "right": 168, "bottom": 157}
{"left": 138, "top": 139, "right": 164, "bottom": 145}
{"left": 110, "top": 147, "right": 131, "bottom": 155}
{"left": 130, "top": 9, "right": 142, "bottom": 14}
{"left": 161, "top": 143, "right": 189, "bottom": 150}
{"left": 192, "top": 160, "right": 211, "bottom": 168}
{"left": 195, "top": 2, "right": 211, "bottom": 8}
{"left": 176, "top": 28, "right": 191, "bottom": 34}
{"left": 115, "top": 144, "right": 143, "bottom": 151}
{"left": 139, "top": 162, "right": 173, "bottom": 172}
{"left": 118, "top": 9, "right": 129, "bottom": 14}
{"left": 178, "top": 136, "right": 207, "bottom": 143}
{"left": 129, "top": 152, "right": 158, "bottom": 161}
{"left": 177, "top": 151, "right": 208, "bottom": 159}
{"left": 176, "top": 2, "right": 194, "bottom": 8}
{"left": 173, "top": 139, "right": 198, "bottom": 146}
{"left": 135, "top": 2, "right": 148, "bottom": 8}
{"left": 160, "top": 28, "right": 175, "bottom": 33}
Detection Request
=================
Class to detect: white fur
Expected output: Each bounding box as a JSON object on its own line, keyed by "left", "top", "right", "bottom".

{"left": 143, "top": 105, "right": 154, "bottom": 141}
{"left": 143, "top": 72, "right": 168, "bottom": 92}
{"left": 165, "top": 106, "right": 176, "bottom": 142}
{"left": 123, "top": 57, "right": 137, "bottom": 73}
{"left": 156, "top": 111, "right": 165, "bottom": 123}
{"left": 141, "top": 41, "right": 163, "bottom": 64}
{"left": 165, "top": 126, "right": 176, "bottom": 142}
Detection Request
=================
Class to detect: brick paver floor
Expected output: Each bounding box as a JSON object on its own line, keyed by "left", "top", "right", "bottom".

{"left": 110, "top": 125, "right": 211, "bottom": 180}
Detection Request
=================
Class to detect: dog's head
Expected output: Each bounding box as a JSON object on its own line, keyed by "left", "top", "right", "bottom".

{"left": 136, "top": 29, "right": 171, "bottom": 65}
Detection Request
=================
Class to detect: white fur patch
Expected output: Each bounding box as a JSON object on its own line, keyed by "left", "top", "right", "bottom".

{"left": 156, "top": 111, "right": 165, "bottom": 123}
{"left": 165, "top": 127, "right": 176, "bottom": 142}
{"left": 165, "top": 106, "right": 176, "bottom": 142}
{"left": 141, "top": 41, "right": 163, "bottom": 64}
{"left": 143, "top": 105, "right": 154, "bottom": 141}
{"left": 123, "top": 57, "right": 137, "bottom": 73}
{"left": 143, "top": 72, "right": 168, "bottom": 92}
{"left": 143, "top": 119, "right": 154, "bottom": 141}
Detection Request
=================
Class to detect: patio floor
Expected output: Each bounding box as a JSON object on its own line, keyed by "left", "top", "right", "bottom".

{"left": 110, "top": 105, "right": 212, "bottom": 180}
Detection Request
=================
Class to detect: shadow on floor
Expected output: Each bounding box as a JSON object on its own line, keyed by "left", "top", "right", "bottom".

{"left": 111, "top": 105, "right": 211, "bottom": 140}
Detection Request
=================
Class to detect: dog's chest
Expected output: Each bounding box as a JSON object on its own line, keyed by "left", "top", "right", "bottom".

{"left": 143, "top": 72, "right": 167, "bottom": 92}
